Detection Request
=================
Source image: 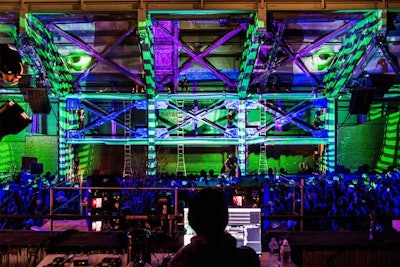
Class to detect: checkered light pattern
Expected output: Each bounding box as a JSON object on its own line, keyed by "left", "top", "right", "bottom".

{"left": 324, "top": 100, "right": 336, "bottom": 174}
{"left": 323, "top": 11, "right": 382, "bottom": 97}
{"left": 376, "top": 110, "right": 400, "bottom": 172}
{"left": 236, "top": 14, "right": 266, "bottom": 176}
{"left": 237, "top": 13, "right": 265, "bottom": 98}
{"left": 25, "top": 14, "right": 76, "bottom": 180}
{"left": 25, "top": 14, "right": 74, "bottom": 97}
{"left": 139, "top": 16, "right": 157, "bottom": 179}
{"left": 58, "top": 100, "right": 76, "bottom": 181}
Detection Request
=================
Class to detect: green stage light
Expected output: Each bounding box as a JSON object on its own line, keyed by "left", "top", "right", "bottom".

{"left": 64, "top": 53, "right": 92, "bottom": 71}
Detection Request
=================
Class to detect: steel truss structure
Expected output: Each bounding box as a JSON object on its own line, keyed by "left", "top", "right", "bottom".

{"left": 1, "top": 1, "right": 399, "bottom": 179}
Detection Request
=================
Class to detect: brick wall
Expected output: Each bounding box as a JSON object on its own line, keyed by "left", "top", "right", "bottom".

{"left": 337, "top": 120, "right": 385, "bottom": 172}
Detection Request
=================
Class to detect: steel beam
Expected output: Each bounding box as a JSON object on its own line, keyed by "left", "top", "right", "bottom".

{"left": 65, "top": 135, "right": 329, "bottom": 145}
{"left": 1, "top": 1, "right": 391, "bottom": 13}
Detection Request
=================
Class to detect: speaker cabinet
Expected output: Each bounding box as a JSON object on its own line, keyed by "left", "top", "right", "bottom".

{"left": 349, "top": 88, "right": 374, "bottom": 114}
{"left": 27, "top": 88, "right": 51, "bottom": 114}
{"left": 22, "top": 156, "right": 37, "bottom": 170}
{"left": 30, "top": 163, "right": 43, "bottom": 174}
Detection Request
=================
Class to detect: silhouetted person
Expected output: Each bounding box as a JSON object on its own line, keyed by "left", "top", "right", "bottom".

{"left": 222, "top": 152, "right": 237, "bottom": 178}
{"left": 168, "top": 189, "right": 260, "bottom": 267}
{"left": 227, "top": 109, "right": 236, "bottom": 126}
{"left": 180, "top": 75, "right": 188, "bottom": 92}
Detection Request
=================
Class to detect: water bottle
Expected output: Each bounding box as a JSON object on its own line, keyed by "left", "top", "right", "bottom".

{"left": 268, "top": 237, "right": 280, "bottom": 267}
{"left": 127, "top": 231, "right": 135, "bottom": 264}
{"left": 369, "top": 211, "right": 376, "bottom": 241}
{"left": 280, "top": 239, "right": 292, "bottom": 267}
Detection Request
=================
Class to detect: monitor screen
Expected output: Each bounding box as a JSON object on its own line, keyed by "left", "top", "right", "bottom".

{"left": 91, "top": 197, "right": 103, "bottom": 209}
{"left": 232, "top": 195, "right": 243, "bottom": 206}
{"left": 183, "top": 207, "right": 262, "bottom": 254}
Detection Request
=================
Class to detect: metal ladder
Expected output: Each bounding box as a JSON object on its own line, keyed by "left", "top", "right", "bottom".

{"left": 176, "top": 100, "right": 187, "bottom": 177}
{"left": 123, "top": 100, "right": 133, "bottom": 178}
{"left": 258, "top": 104, "right": 268, "bottom": 175}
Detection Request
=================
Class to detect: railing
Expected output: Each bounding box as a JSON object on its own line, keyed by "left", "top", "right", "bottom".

{"left": 43, "top": 178, "right": 341, "bottom": 233}
{"left": 2, "top": 177, "right": 397, "bottom": 235}
{"left": 49, "top": 185, "right": 205, "bottom": 234}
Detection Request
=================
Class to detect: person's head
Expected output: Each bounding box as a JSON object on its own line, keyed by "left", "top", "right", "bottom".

{"left": 188, "top": 189, "right": 228, "bottom": 237}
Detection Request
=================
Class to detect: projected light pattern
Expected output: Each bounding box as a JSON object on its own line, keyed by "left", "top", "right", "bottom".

{"left": 237, "top": 100, "right": 247, "bottom": 176}
{"left": 323, "top": 11, "right": 382, "bottom": 97}
{"left": 25, "top": 14, "right": 74, "bottom": 96}
{"left": 75, "top": 144, "right": 94, "bottom": 177}
{"left": 58, "top": 101, "right": 69, "bottom": 180}
{"left": 236, "top": 14, "right": 264, "bottom": 175}
{"left": 0, "top": 142, "right": 15, "bottom": 184}
{"left": 148, "top": 98, "right": 157, "bottom": 178}
{"left": 25, "top": 14, "right": 77, "bottom": 179}
{"left": 140, "top": 16, "right": 157, "bottom": 178}
{"left": 18, "top": 33, "right": 45, "bottom": 84}
{"left": 56, "top": 99, "right": 79, "bottom": 181}
{"left": 324, "top": 100, "right": 336, "bottom": 174}
{"left": 376, "top": 110, "right": 400, "bottom": 172}
{"left": 368, "top": 103, "right": 385, "bottom": 121}
{"left": 237, "top": 13, "right": 264, "bottom": 98}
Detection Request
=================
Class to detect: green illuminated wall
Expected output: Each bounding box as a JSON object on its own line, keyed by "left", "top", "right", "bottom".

{"left": 0, "top": 121, "right": 387, "bottom": 177}
{"left": 337, "top": 121, "right": 385, "bottom": 172}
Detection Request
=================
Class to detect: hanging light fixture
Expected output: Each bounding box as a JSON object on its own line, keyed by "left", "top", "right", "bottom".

{"left": 0, "top": 44, "right": 24, "bottom": 86}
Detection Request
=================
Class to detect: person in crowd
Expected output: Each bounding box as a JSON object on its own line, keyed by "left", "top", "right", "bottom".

{"left": 168, "top": 188, "right": 260, "bottom": 267}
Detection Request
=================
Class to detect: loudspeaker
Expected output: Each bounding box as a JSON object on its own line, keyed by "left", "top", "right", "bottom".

{"left": 22, "top": 157, "right": 37, "bottom": 170}
{"left": 30, "top": 163, "right": 43, "bottom": 174}
{"left": 349, "top": 88, "right": 374, "bottom": 114}
{"left": 371, "top": 74, "right": 395, "bottom": 94}
{"left": 27, "top": 88, "right": 51, "bottom": 114}
{"left": 0, "top": 101, "right": 32, "bottom": 139}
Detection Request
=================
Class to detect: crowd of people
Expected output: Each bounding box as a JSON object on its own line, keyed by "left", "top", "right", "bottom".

{"left": 1, "top": 166, "right": 400, "bottom": 235}
{"left": 264, "top": 167, "right": 400, "bottom": 233}
{"left": 0, "top": 170, "right": 55, "bottom": 229}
